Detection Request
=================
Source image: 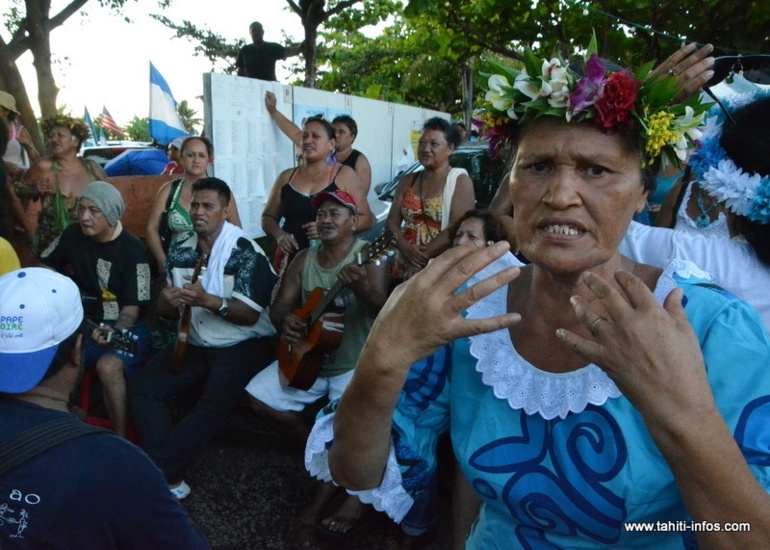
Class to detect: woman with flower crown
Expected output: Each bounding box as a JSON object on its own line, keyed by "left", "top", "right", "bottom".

{"left": 621, "top": 91, "right": 770, "bottom": 332}
{"left": 306, "top": 41, "right": 770, "bottom": 549}
{"left": 22, "top": 115, "right": 107, "bottom": 255}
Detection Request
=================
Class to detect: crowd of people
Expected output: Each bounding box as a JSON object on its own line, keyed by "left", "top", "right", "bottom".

{"left": 1, "top": 23, "right": 770, "bottom": 550}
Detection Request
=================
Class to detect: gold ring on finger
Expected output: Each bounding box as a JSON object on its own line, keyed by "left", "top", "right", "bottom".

{"left": 588, "top": 316, "right": 607, "bottom": 337}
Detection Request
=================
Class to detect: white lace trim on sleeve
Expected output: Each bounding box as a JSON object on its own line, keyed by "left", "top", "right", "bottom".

{"left": 304, "top": 410, "right": 415, "bottom": 523}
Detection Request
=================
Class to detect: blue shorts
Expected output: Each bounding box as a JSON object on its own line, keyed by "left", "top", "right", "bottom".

{"left": 84, "top": 319, "right": 151, "bottom": 377}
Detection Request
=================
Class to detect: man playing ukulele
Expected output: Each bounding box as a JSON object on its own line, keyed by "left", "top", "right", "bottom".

{"left": 246, "top": 189, "right": 390, "bottom": 545}
{"left": 129, "top": 177, "right": 277, "bottom": 500}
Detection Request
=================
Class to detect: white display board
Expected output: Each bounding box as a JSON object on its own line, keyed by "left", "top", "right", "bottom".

{"left": 204, "top": 73, "right": 448, "bottom": 238}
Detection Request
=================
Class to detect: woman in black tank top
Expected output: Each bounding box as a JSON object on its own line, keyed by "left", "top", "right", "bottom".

{"left": 261, "top": 116, "right": 373, "bottom": 270}
{"left": 332, "top": 115, "right": 372, "bottom": 194}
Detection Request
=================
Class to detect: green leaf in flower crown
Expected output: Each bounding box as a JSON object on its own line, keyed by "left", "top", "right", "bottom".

{"left": 634, "top": 60, "right": 655, "bottom": 80}
{"left": 523, "top": 49, "right": 541, "bottom": 77}
{"left": 585, "top": 30, "right": 599, "bottom": 61}
{"left": 482, "top": 59, "right": 523, "bottom": 84}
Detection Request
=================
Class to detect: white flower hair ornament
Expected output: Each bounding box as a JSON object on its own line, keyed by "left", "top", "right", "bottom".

{"left": 689, "top": 89, "right": 770, "bottom": 225}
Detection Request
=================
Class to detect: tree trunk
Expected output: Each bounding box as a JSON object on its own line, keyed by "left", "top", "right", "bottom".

{"left": 461, "top": 62, "right": 473, "bottom": 132}
{"left": 0, "top": 42, "right": 45, "bottom": 153}
{"left": 25, "top": 0, "right": 59, "bottom": 118}
{"left": 303, "top": 25, "right": 317, "bottom": 87}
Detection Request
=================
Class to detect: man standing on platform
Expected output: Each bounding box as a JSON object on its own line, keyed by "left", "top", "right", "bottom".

{"left": 130, "top": 177, "right": 277, "bottom": 500}
{"left": 236, "top": 21, "right": 303, "bottom": 82}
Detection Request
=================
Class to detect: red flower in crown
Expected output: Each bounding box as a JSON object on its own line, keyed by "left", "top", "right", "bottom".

{"left": 593, "top": 71, "right": 640, "bottom": 130}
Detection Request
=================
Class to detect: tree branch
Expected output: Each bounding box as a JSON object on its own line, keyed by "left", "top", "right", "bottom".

{"left": 49, "top": 0, "right": 90, "bottom": 30}
{"left": 449, "top": 16, "right": 522, "bottom": 60}
{"left": 325, "top": 0, "right": 363, "bottom": 19}
{"left": 285, "top": 0, "right": 302, "bottom": 18}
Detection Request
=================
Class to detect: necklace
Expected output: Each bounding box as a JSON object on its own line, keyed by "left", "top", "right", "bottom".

{"left": 305, "top": 165, "right": 327, "bottom": 183}
{"left": 695, "top": 187, "right": 717, "bottom": 228}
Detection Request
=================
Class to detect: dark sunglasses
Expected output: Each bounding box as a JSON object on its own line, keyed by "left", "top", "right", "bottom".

{"left": 703, "top": 55, "right": 770, "bottom": 125}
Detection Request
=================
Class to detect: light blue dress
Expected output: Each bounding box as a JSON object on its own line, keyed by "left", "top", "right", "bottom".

{"left": 306, "top": 254, "right": 770, "bottom": 548}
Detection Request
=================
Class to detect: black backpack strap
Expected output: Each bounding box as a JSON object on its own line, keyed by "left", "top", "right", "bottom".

{"left": 0, "top": 416, "right": 110, "bottom": 477}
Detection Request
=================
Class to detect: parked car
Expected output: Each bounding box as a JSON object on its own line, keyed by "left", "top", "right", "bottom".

{"left": 81, "top": 142, "right": 154, "bottom": 168}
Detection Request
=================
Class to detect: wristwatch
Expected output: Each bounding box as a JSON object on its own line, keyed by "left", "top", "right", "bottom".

{"left": 214, "top": 298, "right": 229, "bottom": 318}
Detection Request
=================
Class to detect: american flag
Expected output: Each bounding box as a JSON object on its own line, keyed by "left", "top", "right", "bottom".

{"left": 100, "top": 106, "right": 126, "bottom": 137}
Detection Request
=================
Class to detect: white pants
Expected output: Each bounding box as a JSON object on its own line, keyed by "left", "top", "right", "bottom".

{"left": 245, "top": 360, "right": 355, "bottom": 412}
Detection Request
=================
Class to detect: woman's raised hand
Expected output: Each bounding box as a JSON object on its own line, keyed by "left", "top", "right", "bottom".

{"left": 365, "top": 242, "right": 521, "bottom": 369}
{"left": 264, "top": 91, "right": 277, "bottom": 114}
{"left": 557, "top": 270, "right": 716, "bottom": 428}
{"left": 649, "top": 42, "right": 715, "bottom": 102}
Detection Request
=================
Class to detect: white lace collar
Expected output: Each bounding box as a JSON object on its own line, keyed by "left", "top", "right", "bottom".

{"left": 465, "top": 254, "right": 710, "bottom": 420}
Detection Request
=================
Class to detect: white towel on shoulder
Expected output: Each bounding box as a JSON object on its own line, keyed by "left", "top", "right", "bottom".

{"left": 440, "top": 167, "right": 468, "bottom": 230}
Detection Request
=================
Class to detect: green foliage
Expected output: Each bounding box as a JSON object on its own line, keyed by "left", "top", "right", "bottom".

{"left": 149, "top": 14, "right": 242, "bottom": 73}
{"left": 176, "top": 100, "right": 201, "bottom": 135}
{"left": 315, "top": 12, "right": 465, "bottom": 112}
{"left": 124, "top": 116, "right": 150, "bottom": 142}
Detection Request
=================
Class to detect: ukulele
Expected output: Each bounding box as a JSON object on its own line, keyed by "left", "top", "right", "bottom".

{"left": 278, "top": 231, "right": 395, "bottom": 390}
{"left": 172, "top": 253, "right": 208, "bottom": 374}
{"left": 86, "top": 320, "right": 138, "bottom": 357}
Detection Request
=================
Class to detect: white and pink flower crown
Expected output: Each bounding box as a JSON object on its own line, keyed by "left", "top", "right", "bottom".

{"left": 475, "top": 39, "right": 711, "bottom": 167}
{"left": 689, "top": 90, "right": 770, "bottom": 225}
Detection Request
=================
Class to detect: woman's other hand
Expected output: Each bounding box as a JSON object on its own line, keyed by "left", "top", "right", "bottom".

{"left": 557, "top": 270, "right": 714, "bottom": 427}
{"left": 5, "top": 163, "right": 24, "bottom": 180}
{"left": 302, "top": 221, "right": 319, "bottom": 241}
{"left": 33, "top": 175, "right": 55, "bottom": 196}
{"left": 276, "top": 231, "right": 299, "bottom": 254}
{"left": 399, "top": 241, "right": 430, "bottom": 269}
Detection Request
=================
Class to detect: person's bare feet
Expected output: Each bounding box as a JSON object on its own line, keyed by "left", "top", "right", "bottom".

{"left": 319, "top": 495, "right": 370, "bottom": 535}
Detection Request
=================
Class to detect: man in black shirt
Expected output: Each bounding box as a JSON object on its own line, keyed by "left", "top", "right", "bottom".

{"left": 236, "top": 21, "right": 303, "bottom": 82}
{"left": 41, "top": 181, "right": 151, "bottom": 438}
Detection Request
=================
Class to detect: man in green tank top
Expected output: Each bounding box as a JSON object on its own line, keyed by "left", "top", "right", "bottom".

{"left": 246, "top": 189, "right": 391, "bottom": 543}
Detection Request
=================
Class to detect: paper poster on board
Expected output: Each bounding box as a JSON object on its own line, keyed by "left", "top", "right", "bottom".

{"left": 293, "top": 104, "right": 351, "bottom": 127}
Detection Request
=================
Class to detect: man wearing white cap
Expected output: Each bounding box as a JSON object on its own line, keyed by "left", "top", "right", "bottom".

{"left": 0, "top": 268, "right": 208, "bottom": 548}
{"left": 41, "top": 180, "right": 151, "bottom": 438}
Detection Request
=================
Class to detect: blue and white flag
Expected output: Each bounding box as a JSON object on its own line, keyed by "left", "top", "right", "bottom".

{"left": 149, "top": 62, "right": 188, "bottom": 146}
{"left": 83, "top": 107, "right": 98, "bottom": 146}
